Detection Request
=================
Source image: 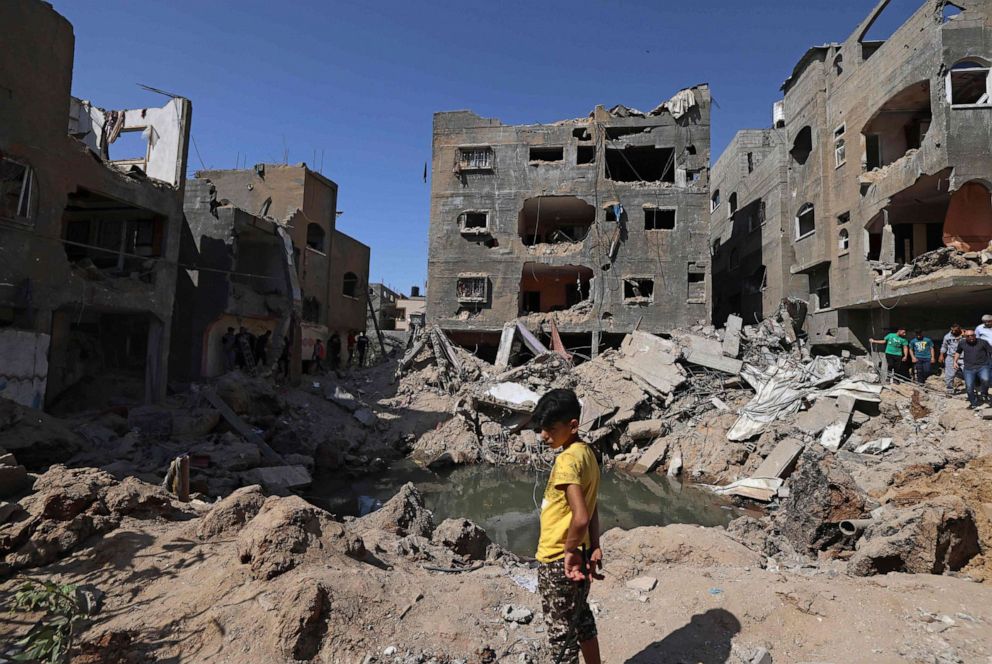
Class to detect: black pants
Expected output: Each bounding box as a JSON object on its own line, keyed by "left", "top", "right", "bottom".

{"left": 885, "top": 353, "right": 908, "bottom": 379}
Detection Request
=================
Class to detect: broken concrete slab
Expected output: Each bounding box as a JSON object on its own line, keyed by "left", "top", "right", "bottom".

{"left": 625, "top": 576, "right": 658, "bottom": 592}
{"left": 855, "top": 438, "right": 893, "bottom": 455}
{"left": 681, "top": 335, "right": 744, "bottom": 374}
{"left": 494, "top": 322, "right": 516, "bottom": 369}
{"left": 711, "top": 477, "right": 783, "bottom": 502}
{"left": 241, "top": 465, "right": 312, "bottom": 492}
{"left": 353, "top": 409, "right": 378, "bottom": 428}
{"left": 480, "top": 382, "right": 541, "bottom": 411}
{"left": 515, "top": 322, "right": 549, "bottom": 357}
{"left": 615, "top": 331, "right": 686, "bottom": 395}
{"left": 752, "top": 438, "right": 804, "bottom": 480}
{"left": 722, "top": 314, "right": 743, "bottom": 358}
{"left": 630, "top": 437, "right": 669, "bottom": 475}
{"left": 324, "top": 385, "right": 361, "bottom": 412}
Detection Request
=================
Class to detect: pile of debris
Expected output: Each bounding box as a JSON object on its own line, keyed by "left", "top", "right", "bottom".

{"left": 879, "top": 243, "right": 992, "bottom": 282}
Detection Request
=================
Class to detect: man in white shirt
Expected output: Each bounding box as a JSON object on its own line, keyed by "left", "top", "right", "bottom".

{"left": 976, "top": 314, "right": 992, "bottom": 346}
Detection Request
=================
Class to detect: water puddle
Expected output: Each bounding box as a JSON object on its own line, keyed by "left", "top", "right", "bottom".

{"left": 307, "top": 461, "right": 739, "bottom": 557}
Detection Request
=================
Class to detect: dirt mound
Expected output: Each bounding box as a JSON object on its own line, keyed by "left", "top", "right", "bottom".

{"left": 353, "top": 482, "right": 435, "bottom": 538}
{"left": 0, "top": 465, "right": 189, "bottom": 575}
{"left": 0, "top": 397, "right": 83, "bottom": 469}
{"left": 195, "top": 484, "right": 266, "bottom": 539}
{"left": 882, "top": 455, "right": 992, "bottom": 581}
{"left": 602, "top": 524, "right": 764, "bottom": 571}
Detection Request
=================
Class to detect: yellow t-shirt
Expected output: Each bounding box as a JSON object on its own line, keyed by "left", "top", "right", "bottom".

{"left": 536, "top": 441, "right": 600, "bottom": 563}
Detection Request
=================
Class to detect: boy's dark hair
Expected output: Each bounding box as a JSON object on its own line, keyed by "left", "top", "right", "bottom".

{"left": 531, "top": 388, "right": 581, "bottom": 430}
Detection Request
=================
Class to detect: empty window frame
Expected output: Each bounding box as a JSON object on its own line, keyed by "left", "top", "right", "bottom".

{"left": 459, "top": 210, "right": 490, "bottom": 233}
{"left": 746, "top": 152, "right": 754, "bottom": 174}
{"left": 0, "top": 158, "right": 34, "bottom": 222}
{"left": 687, "top": 262, "right": 706, "bottom": 303}
{"left": 746, "top": 200, "right": 766, "bottom": 233}
{"left": 790, "top": 126, "right": 813, "bottom": 165}
{"left": 795, "top": 203, "right": 815, "bottom": 239}
{"left": 623, "top": 277, "right": 655, "bottom": 303}
{"left": 728, "top": 192, "right": 738, "bottom": 215}
{"left": 808, "top": 264, "right": 831, "bottom": 310}
{"left": 529, "top": 146, "right": 564, "bottom": 162}
{"left": 604, "top": 146, "right": 675, "bottom": 183}
{"left": 458, "top": 146, "right": 494, "bottom": 171}
{"left": 573, "top": 127, "right": 591, "bottom": 141}
{"left": 833, "top": 124, "right": 846, "bottom": 168}
{"left": 604, "top": 203, "right": 625, "bottom": 222}
{"left": 833, "top": 53, "right": 844, "bottom": 76}
{"left": 306, "top": 223, "right": 326, "bottom": 252}
{"left": 457, "top": 275, "right": 488, "bottom": 303}
{"left": 576, "top": 146, "right": 596, "bottom": 165}
{"left": 342, "top": 272, "right": 359, "bottom": 297}
{"left": 644, "top": 208, "right": 675, "bottom": 230}
{"left": 947, "top": 60, "right": 991, "bottom": 107}
{"left": 838, "top": 228, "right": 850, "bottom": 252}
{"left": 710, "top": 189, "right": 721, "bottom": 212}
{"left": 837, "top": 211, "right": 850, "bottom": 225}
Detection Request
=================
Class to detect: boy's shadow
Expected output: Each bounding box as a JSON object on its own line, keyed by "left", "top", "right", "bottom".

{"left": 624, "top": 609, "right": 741, "bottom": 663}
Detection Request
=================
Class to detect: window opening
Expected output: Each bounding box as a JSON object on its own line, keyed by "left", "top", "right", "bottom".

{"left": 457, "top": 275, "right": 488, "bottom": 303}
{"left": 306, "top": 223, "right": 326, "bottom": 252}
{"left": 518, "top": 196, "right": 595, "bottom": 246}
{"left": 728, "top": 193, "right": 738, "bottom": 215}
{"left": 863, "top": 80, "right": 932, "bottom": 169}
{"left": 942, "top": 3, "right": 963, "bottom": 22}
{"left": 685, "top": 145, "right": 697, "bottom": 155}
{"left": 604, "top": 203, "right": 625, "bottom": 222}
{"left": 529, "top": 147, "right": 564, "bottom": 162}
{"left": 796, "top": 203, "right": 815, "bottom": 239}
{"left": 458, "top": 147, "right": 493, "bottom": 171}
{"left": 576, "top": 146, "right": 596, "bottom": 165}
{"left": 605, "top": 146, "right": 675, "bottom": 183}
{"left": 790, "top": 126, "right": 812, "bottom": 165}
{"left": 342, "top": 272, "right": 358, "bottom": 297}
{"left": 746, "top": 152, "right": 754, "bottom": 173}
{"left": 459, "top": 210, "right": 490, "bottom": 233}
{"left": 644, "top": 208, "right": 675, "bottom": 230}
{"left": 948, "top": 60, "right": 991, "bottom": 106}
{"left": 623, "top": 277, "right": 655, "bottom": 304}
{"left": 834, "top": 124, "right": 846, "bottom": 167}
{"left": 520, "top": 264, "right": 592, "bottom": 314}
{"left": 572, "top": 127, "right": 591, "bottom": 141}
{"left": 859, "top": 0, "right": 919, "bottom": 61}
{"left": 808, "top": 264, "right": 831, "bottom": 310}
{"left": 742, "top": 199, "right": 765, "bottom": 233}
{"left": 710, "top": 189, "right": 721, "bottom": 212}
{"left": 0, "top": 158, "right": 34, "bottom": 222}
{"left": 839, "top": 229, "right": 850, "bottom": 251}
{"left": 834, "top": 53, "right": 844, "bottom": 76}
{"left": 687, "top": 261, "right": 706, "bottom": 303}
{"left": 837, "top": 211, "right": 850, "bottom": 225}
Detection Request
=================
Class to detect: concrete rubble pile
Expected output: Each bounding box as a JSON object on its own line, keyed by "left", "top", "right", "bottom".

{"left": 881, "top": 243, "right": 992, "bottom": 282}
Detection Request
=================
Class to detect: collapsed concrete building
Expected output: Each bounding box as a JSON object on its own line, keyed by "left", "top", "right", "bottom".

{"left": 369, "top": 283, "right": 401, "bottom": 332}
{"left": 711, "top": 0, "right": 992, "bottom": 348}
{"left": 195, "top": 165, "right": 370, "bottom": 365}
{"left": 0, "top": 0, "right": 191, "bottom": 411}
{"left": 426, "top": 86, "right": 712, "bottom": 359}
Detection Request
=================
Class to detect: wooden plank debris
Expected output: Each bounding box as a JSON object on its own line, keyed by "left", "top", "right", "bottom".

{"left": 202, "top": 388, "right": 284, "bottom": 465}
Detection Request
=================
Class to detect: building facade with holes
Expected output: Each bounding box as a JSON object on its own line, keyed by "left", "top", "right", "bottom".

{"left": 0, "top": 0, "right": 192, "bottom": 411}
{"left": 711, "top": 0, "right": 992, "bottom": 349}
{"left": 426, "top": 86, "right": 712, "bottom": 360}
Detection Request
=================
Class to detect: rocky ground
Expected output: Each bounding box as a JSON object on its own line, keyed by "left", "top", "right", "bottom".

{"left": 3, "top": 314, "right": 992, "bottom": 662}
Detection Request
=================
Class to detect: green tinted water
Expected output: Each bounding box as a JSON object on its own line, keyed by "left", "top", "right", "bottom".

{"left": 307, "top": 461, "right": 737, "bottom": 557}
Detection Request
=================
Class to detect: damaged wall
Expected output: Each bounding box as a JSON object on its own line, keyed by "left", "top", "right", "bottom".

{"left": 327, "top": 229, "right": 371, "bottom": 355}
{"left": 0, "top": 0, "right": 191, "bottom": 409}
{"left": 712, "top": 0, "right": 992, "bottom": 348}
{"left": 427, "top": 86, "right": 712, "bottom": 346}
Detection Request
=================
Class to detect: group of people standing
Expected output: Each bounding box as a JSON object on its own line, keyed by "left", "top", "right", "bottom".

{"left": 869, "top": 314, "right": 992, "bottom": 409}
{"left": 310, "top": 330, "right": 369, "bottom": 373}
{"left": 220, "top": 327, "right": 272, "bottom": 372}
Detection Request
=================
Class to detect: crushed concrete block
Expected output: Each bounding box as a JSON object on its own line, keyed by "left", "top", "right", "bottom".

{"left": 501, "top": 605, "right": 534, "bottom": 624}
{"left": 615, "top": 331, "right": 686, "bottom": 395}
{"left": 751, "top": 647, "right": 773, "bottom": 664}
{"left": 353, "top": 409, "right": 377, "bottom": 427}
{"left": 625, "top": 576, "right": 658, "bottom": 592}
{"left": 630, "top": 438, "right": 669, "bottom": 475}
{"left": 855, "top": 438, "right": 892, "bottom": 455}
{"left": 722, "top": 315, "right": 743, "bottom": 358}
{"left": 627, "top": 420, "right": 666, "bottom": 440}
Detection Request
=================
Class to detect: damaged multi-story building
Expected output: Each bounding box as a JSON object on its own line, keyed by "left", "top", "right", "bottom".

{"left": 711, "top": 0, "right": 992, "bottom": 348}
{"left": 427, "top": 86, "right": 712, "bottom": 358}
{"left": 194, "top": 165, "right": 369, "bottom": 365}
{"left": 0, "top": 0, "right": 191, "bottom": 411}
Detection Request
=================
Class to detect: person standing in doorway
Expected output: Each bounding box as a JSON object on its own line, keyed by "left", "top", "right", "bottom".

{"left": 255, "top": 330, "right": 271, "bottom": 367}
{"left": 954, "top": 330, "right": 992, "bottom": 409}
{"left": 939, "top": 323, "right": 964, "bottom": 395}
{"left": 356, "top": 331, "right": 369, "bottom": 367}
{"left": 869, "top": 327, "right": 909, "bottom": 383}
{"left": 221, "top": 327, "right": 237, "bottom": 372}
{"left": 312, "top": 339, "right": 326, "bottom": 374}
{"left": 908, "top": 330, "right": 935, "bottom": 385}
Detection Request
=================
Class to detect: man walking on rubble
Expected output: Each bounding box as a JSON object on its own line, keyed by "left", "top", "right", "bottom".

{"left": 939, "top": 323, "right": 964, "bottom": 395}
{"left": 908, "top": 330, "right": 936, "bottom": 385}
{"left": 954, "top": 330, "right": 992, "bottom": 409}
{"left": 356, "top": 331, "right": 369, "bottom": 367}
{"left": 533, "top": 388, "right": 602, "bottom": 664}
{"left": 869, "top": 327, "right": 909, "bottom": 384}
{"left": 976, "top": 314, "right": 992, "bottom": 350}
{"left": 312, "top": 338, "right": 326, "bottom": 374}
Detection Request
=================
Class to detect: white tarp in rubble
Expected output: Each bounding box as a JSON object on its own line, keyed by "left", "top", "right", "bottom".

{"left": 820, "top": 378, "right": 883, "bottom": 402}
{"left": 485, "top": 382, "right": 541, "bottom": 408}
{"left": 728, "top": 356, "right": 846, "bottom": 441}
{"left": 709, "top": 477, "right": 783, "bottom": 502}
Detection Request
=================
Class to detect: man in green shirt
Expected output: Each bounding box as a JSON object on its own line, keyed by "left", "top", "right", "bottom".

{"left": 869, "top": 327, "right": 909, "bottom": 383}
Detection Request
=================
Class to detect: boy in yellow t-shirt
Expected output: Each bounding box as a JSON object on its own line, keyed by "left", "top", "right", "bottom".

{"left": 532, "top": 388, "right": 601, "bottom": 664}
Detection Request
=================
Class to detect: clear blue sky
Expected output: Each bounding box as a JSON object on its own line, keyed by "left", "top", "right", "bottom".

{"left": 52, "top": 0, "right": 921, "bottom": 296}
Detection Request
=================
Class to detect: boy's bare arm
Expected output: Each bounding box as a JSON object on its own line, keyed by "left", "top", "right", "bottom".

{"left": 563, "top": 484, "right": 590, "bottom": 581}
